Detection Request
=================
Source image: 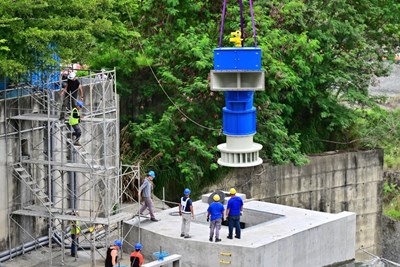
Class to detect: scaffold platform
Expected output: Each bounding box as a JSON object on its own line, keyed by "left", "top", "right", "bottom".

{"left": 11, "top": 208, "right": 133, "bottom": 225}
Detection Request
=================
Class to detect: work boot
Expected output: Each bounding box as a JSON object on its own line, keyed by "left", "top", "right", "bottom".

{"left": 184, "top": 235, "right": 191, "bottom": 239}
{"left": 150, "top": 218, "right": 158, "bottom": 222}
{"left": 215, "top": 238, "right": 221, "bottom": 242}
{"left": 181, "top": 234, "right": 185, "bottom": 237}
{"left": 227, "top": 236, "right": 233, "bottom": 239}
{"left": 209, "top": 237, "right": 213, "bottom": 242}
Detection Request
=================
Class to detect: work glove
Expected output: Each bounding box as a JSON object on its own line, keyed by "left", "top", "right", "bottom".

{"left": 206, "top": 217, "right": 210, "bottom": 222}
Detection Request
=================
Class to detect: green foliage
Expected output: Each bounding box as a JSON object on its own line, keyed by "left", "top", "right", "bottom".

{"left": 116, "top": 0, "right": 400, "bottom": 199}
{"left": 384, "top": 193, "right": 400, "bottom": 220}
{"left": 355, "top": 108, "right": 400, "bottom": 169}
{"left": 383, "top": 181, "right": 400, "bottom": 220}
{"left": 383, "top": 182, "right": 399, "bottom": 203}
{"left": 2, "top": 0, "right": 400, "bottom": 201}
{"left": 0, "top": 0, "right": 124, "bottom": 78}
{"left": 384, "top": 209, "right": 400, "bottom": 220}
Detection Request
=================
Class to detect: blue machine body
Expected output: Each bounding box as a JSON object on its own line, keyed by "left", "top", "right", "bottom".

{"left": 214, "top": 47, "right": 261, "bottom": 70}
{"left": 214, "top": 47, "right": 262, "bottom": 136}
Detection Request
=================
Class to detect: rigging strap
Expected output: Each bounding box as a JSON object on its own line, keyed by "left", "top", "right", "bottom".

{"left": 218, "top": 0, "right": 258, "bottom": 47}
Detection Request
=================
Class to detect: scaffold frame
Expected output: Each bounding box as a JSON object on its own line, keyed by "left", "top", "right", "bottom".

{"left": 2, "top": 69, "right": 138, "bottom": 266}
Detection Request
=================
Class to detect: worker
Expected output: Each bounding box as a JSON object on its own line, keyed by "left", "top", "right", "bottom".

{"left": 96, "top": 68, "right": 108, "bottom": 82}
{"left": 130, "top": 243, "right": 144, "bottom": 267}
{"left": 60, "top": 71, "right": 84, "bottom": 111}
{"left": 138, "top": 171, "right": 158, "bottom": 222}
{"left": 105, "top": 240, "right": 122, "bottom": 267}
{"left": 69, "top": 100, "right": 83, "bottom": 146}
{"left": 226, "top": 188, "right": 243, "bottom": 239}
{"left": 70, "top": 210, "right": 80, "bottom": 257}
{"left": 179, "top": 188, "right": 194, "bottom": 238}
{"left": 207, "top": 194, "right": 225, "bottom": 242}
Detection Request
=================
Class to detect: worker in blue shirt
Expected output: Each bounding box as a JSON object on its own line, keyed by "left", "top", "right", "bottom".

{"left": 226, "top": 188, "right": 243, "bottom": 239}
{"left": 207, "top": 194, "right": 225, "bottom": 242}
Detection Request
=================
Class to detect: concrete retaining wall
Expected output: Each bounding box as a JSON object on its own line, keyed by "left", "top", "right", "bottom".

{"left": 209, "top": 149, "right": 384, "bottom": 260}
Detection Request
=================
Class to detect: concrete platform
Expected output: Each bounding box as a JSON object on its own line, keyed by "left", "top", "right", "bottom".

{"left": 123, "top": 196, "right": 356, "bottom": 267}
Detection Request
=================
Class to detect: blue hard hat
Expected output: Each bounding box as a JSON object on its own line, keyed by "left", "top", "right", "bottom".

{"left": 148, "top": 170, "right": 155, "bottom": 178}
{"left": 76, "top": 100, "right": 84, "bottom": 108}
{"left": 134, "top": 243, "right": 142, "bottom": 250}
{"left": 114, "top": 240, "right": 122, "bottom": 248}
{"left": 184, "top": 188, "right": 191, "bottom": 195}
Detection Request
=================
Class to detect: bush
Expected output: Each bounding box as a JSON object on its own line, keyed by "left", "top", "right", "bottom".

{"left": 383, "top": 182, "right": 400, "bottom": 220}
{"left": 384, "top": 209, "right": 400, "bottom": 220}
{"left": 383, "top": 182, "right": 399, "bottom": 203}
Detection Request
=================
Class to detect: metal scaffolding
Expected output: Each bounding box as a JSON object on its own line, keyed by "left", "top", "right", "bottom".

{"left": 3, "top": 69, "right": 138, "bottom": 266}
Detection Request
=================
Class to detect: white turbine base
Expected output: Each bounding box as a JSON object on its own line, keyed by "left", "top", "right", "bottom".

{"left": 217, "top": 136, "right": 263, "bottom": 167}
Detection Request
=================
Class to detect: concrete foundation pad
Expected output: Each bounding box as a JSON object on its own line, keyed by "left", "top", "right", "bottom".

{"left": 123, "top": 199, "right": 356, "bottom": 267}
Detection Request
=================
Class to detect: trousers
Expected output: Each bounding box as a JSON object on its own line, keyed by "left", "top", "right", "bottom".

{"left": 139, "top": 197, "right": 155, "bottom": 219}
{"left": 181, "top": 213, "right": 191, "bottom": 236}
{"left": 210, "top": 218, "right": 222, "bottom": 238}
{"left": 228, "top": 215, "right": 241, "bottom": 238}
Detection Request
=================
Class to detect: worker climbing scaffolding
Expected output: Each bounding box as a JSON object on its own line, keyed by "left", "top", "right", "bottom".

{"left": 69, "top": 100, "right": 84, "bottom": 146}
{"left": 59, "top": 71, "right": 84, "bottom": 120}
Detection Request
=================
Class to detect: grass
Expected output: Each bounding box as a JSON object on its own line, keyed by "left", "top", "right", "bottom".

{"left": 383, "top": 182, "right": 400, "bottom": 220}
{"left": 384, "top": 209, "right": 400, "bottom": 220}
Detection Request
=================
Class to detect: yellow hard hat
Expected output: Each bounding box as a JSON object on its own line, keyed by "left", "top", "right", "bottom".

{"left": 213, "top": 194, "right": 220, "bottom": 201}
{"left": 229, "top": 188, "right": 236, "bottom": 195}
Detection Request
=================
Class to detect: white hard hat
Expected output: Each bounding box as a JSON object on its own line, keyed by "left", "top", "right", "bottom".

{"left": 68, "top": 72, "right": 76, "bottom": 80}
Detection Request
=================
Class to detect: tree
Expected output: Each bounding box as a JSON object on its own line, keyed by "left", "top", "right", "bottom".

{"left": 1, "top": 0, "right": 399, "bottom": 200}
{"left": 0, "top": 0, "right": 128, "bottom": 78}
{"left": 119, "top": 0, "right": 400, "bottom": 199}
